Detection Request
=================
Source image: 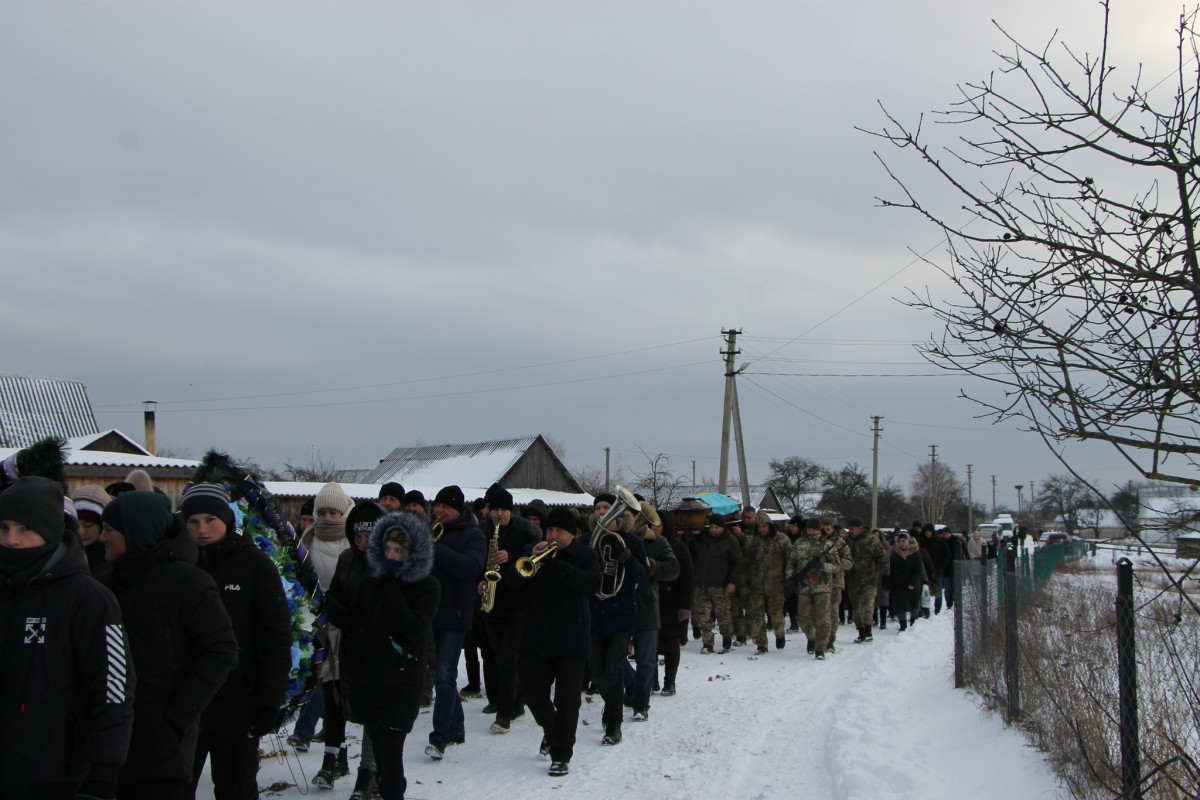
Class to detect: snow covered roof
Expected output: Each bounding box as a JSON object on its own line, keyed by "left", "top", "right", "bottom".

{"left": 0, "top": 445, "right": 198, "bottom": 470}
{"left": 0, "top": 373, "right": 99, "bottom": 447}
{"left": 66, "top": 429, "right": 151, "bottom": 456}
{"left": 361, "top": 435, "right": 538, "bottom": 487}
{"left": 263, "top": 481, "right": 592, "bottom": 508}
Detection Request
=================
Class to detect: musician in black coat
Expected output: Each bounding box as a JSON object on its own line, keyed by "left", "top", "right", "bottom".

{"left": 180, "top": 484, "right": 292, "bottom": 800}
{"left": 518, "top": 507, "right": 601, "bottom": 777}
{"left": 655, "top": 510, "right": 694, "bottom": 696}
{"left": 100, "top": 491, "right": 238, "bottom": 800}
{"left": 344, "top": 511, "right": 439, "bottom": 800}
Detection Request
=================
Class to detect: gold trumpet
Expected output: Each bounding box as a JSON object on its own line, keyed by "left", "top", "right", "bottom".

{"left": 516, "top": 542, "right": 559, "bottom": 578}
{"left": 432, "top": 520, "right": 444, "bottom": 543}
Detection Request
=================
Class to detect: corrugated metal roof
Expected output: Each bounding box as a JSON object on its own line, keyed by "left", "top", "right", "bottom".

{"left": 0, "top": 373, "right": 99, "bottom": 447}
{"left": 361, "top": 435, "right": 540, "bottom": 486}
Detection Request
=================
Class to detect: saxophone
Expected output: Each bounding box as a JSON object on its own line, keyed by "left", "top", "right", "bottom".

{"left": 481, "top": 519, "right": 502, "bottom": 613}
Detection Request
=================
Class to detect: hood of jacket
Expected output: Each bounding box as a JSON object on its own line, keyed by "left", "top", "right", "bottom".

{"left": 367, "top": 510, "right": 435, "bottom": 582}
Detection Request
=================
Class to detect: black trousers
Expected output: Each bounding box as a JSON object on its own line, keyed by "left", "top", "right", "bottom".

{"left": 589, "top": 631, "right": 632, "bottom": 729}
{"left": 484, "top": 614, "right": 524, "bottom": 719}
{"left": 119, "top": 780, "right": 187, "bottom": 800}
{"left": 519, "top": 653, "right": 586, "bottom": 763}
{"left": 365, "top": 725, "right": 408, "bottom": 800}
{"left": 188, "top": 734, "right": 261, "bottom": 800}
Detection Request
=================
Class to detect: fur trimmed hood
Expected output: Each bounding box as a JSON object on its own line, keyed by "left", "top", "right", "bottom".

{"left": 366, "top": 510, "right": 435, "bottom": 582}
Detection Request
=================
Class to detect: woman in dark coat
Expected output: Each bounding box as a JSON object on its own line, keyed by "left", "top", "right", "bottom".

{"left": 888, "top": 532, "right": 928, "bottom": 632}
{"left": 656, "top": 510, "right": 694, "bottom": 696}
{"left": 344, "top": 511, "right": 439, "bottom": 800}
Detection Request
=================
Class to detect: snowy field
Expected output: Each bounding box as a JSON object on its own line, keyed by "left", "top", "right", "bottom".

{"left": 199, "top": 609, "right": 1064, "bottom": 800}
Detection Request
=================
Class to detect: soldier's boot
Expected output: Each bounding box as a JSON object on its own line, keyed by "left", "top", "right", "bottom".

{"left": 854, "top": 626, "right": 870, "bottom": 644}
{"left": 775, "top": 635, "right": 785, "bottom": 650}
{"left": 719, "top": 637, "right": 732, "bottom": 654}
{"left": 806, "top": 639, "right": 815, "bottom": 654}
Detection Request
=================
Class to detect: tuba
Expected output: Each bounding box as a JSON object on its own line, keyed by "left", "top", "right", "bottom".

{"left": 591, "top": 485, "right": 641, "bottom": 600}
{"left": 515, "top": 542, "right": 558, "bottom": 578}
{"left": 480, "top": 520, "right": 502, "bottom": 613}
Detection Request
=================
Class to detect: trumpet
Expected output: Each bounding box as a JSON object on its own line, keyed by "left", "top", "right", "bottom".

{"left": 516, "top": 542, "right": 559, "bottom": 578}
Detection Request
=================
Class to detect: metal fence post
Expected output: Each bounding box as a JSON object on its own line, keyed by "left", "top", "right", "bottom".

{"left": 1004, "top": 543, "right": 1020, "bottom": 722}
{"left": 954, "top": 559, "right": 964, "bottom": 689}
{"left": 1115, "top": 558, "right": 1141, "bottom": 799}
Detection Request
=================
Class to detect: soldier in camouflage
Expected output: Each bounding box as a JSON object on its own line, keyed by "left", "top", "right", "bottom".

{"left": 741, "top": 511, "right": 791, "bottom": 654}
{"left": 844, "top": 518, "right": 890, "bottom": 643}
{"left": 821, "top": 518, "right": 853, "bottom": 653}
{"left": 728, "top": 506, "right": 756, "bottom": 645}
{"left": 688, "top": 514, "right": 741, "bottom": 654}
{"left": 785, "top": 518, "right": 839, "bottom": 660}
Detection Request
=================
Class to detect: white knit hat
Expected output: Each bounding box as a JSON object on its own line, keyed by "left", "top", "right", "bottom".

{"left": 313, "top": 482, "right": 355, "bottom": 516}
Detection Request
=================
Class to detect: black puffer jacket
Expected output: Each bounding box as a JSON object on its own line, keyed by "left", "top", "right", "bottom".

{"left": 0, "top": 531, "right": 134, "bottom": 795}
{"left": 343, "top": 512, "right": 440, "bottom": 732}
{"left": 483, "top": 514, "right": 541, "bottom": 619}
{"left": 520, "top": 536, "right": 601, "bottom": 659}
{"left": 105, "top": 527, "right": 238, "bottom": 785}
{"left": 195, "top": 530, "right": 292, "bottom": 736}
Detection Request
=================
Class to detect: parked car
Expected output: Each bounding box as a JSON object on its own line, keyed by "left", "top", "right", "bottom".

{"left": 1040, "top": 531, "right": 1070, "bottom": 546}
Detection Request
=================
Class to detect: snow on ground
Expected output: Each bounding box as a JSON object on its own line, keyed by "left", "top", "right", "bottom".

{"left": 203, "top": 612, "right": 1063, "bottom": 800}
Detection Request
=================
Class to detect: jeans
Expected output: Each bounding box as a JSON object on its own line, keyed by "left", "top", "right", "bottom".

{"left": 621, "top": 628, "right": 658, "bottom": 712}
{"left": 292, "top": 681, "right": 325, "bottom": 739}
{"left": 429, "top": 629, "right": 467, "bottom": 747}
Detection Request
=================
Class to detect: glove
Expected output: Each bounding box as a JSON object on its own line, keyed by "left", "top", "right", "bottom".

{"left": 677, "top": 609, "right": 692, "bottom": 622}
{"left": 249, "top": 706, "right": 282, "bottom": 738}
{"left": 613, "top": 545, "right": 632, "bottom": 565}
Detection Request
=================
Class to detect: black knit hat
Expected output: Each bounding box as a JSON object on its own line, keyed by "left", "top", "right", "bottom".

{"left": 707, "top": 513, "right": 726, "bottom": 528}
{"left": 0, "top": 476, "right": 66, "bottom": 546}
{"left": 594, "top": 492, "right": 617, "bottom": 507}
{"left": 484, "top": 483, "right": 514, "bottom": 512}
{"left": 379, "top": 482, "right": 405, "bottom": 502}
{"left": 300, "top": 498, "right": 315, "bottom": 516}
{"left": 180, "top": 483, "right": 236, "bottom": 529}
{"left": 102, "top": 491, "right": 175, "bottom": 555}
{"left": 545, "top": 507, "right": 578, "bottom": 535}
{"left": 346, "top": 501, "right": 387, "bottom": 538}
{"left": 523, "top": 498, "right": 549, "bottom": 523}
{"left": 401, "top": 489, "right": 426, "bottom": 508}
{"left": 433, "top": 485, "right": 465, "bottom": 513}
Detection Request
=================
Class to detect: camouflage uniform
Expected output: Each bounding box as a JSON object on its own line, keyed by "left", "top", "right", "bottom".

{"left": 845, "top": 526, "right": 890, "bottom": 634}
{"left": 688, "top": 522, "right": 741, "bottom": 652}
{"left": 785, "top": 528, "right": 839, "bottom": 657}
{"left": 741, "top": 512, "right": 791, "bottom": 650}
{"left": 824, "top": 529, "right": 852, "bottom": 650}
{"left": 729, "top": 526, "right": 750, "bottom": 643}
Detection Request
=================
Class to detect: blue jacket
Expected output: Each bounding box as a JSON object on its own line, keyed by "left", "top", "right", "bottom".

{"left": 430, "top": 510, "right": 487, "bottom": 631}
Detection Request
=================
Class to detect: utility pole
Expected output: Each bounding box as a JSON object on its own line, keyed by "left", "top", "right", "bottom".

{"left": 991, "top": 475, "right": 997, "bottom": 518}
{"left": 929, "top": 445, "right": 939, "bottom": 523}
{"left": 604, "top": 447, "right": 610, "bottom": 492}
{"left": 1015, "top": 485, "right": 1024, "bottom": 517}
{"left": 692, "top": 460, "right": 696, "bottom": 487}
{"left": 1029, "top": 479, "right": 1037, "bottom": 528}
{"left": 717, "top": 328, "right": 751, "bottom": 507}
{"left": 966, "top": 464, "right": 974, "bottom": 534}
{"left": 870, "top": 416, "right": 883, "bottom": 531}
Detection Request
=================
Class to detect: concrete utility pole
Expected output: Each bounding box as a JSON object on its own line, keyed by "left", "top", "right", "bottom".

{"left": 692, "top": 460, "right": 696, "bottom": 487}
{"left": 966, "top": 464, "right": 974, "bottom": 534}
{"left": 604, "top": 447, "right": 610, "bottom": 492}
{"left": 870, "top": 416, "right": 883, "bottom": 531}
{"left": 991, "top": 475, "right": 997, "bottom": 518}
{"left": 1029, "top": 479, "right": 1037, "bottom": 528}
{"left": 1015, "top": 485, "right": 1024, "bottom": 517}
{"left": 717, "top": 328, "right": 751, "bottom": 507}
{"left": 929, "top": 445, "right": 939, "bottom": 523}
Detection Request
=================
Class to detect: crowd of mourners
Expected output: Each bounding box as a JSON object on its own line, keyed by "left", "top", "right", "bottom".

{"left": 1, "top": 458, "right": 985, "bottom": 800}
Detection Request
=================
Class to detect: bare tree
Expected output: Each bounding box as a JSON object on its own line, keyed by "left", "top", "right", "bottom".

{"left": 1035, "top": 474, "right": 1097, "bottom": 535}
{"left": 766, "top": 456, "right": 827, "bottom": 515}
{"left": 572, "top": 463, "right": 626, "bottom": 496}
{"left": 909, "top": 461, "right": 964, "bottom": 525}
{"left": 281, "top": 448, "right": 342, "bottom": 482}
{"left": 629, "top": 448, "right": 688, "bottom": 509}
{"left": 868, "top": 3, "right": 1200, "bottom": 489}
{"left": 820, "top": 462, "right": 871, "bottom": 521}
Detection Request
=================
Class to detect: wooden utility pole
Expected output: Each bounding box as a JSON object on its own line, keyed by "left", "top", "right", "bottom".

{"left": 604, "top": 447, "right": 610, "bottom": 492}
{"left": 991, "top": 475, "right": 997, "bottom": 518}
{"left": 718, "top": 328, "right": 751, "bottom": 507}
{"left": 966, "top": 464, "right": 974, "bottom": 534}
{"left": 870, "top": 416, "right": 882, "bottom": 530}
{"left": 929, "top": 444, "right": 939, "bottom": 523}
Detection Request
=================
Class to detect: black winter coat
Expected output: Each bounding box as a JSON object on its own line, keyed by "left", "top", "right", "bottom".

{"left": 657, "top": 525, "right": 695, "bottom": 643}
{"left": 689, "top": 530, "right": 741, "bottom": 588}
{"left": 0, "top": 532, "right": 134, "bottom": 796}
{"left": 195, "top": 531, "right": 292, "bottom": 736}
{"left": 888, "top": 545, "right": 928, "bottom": 615}
{"left": 520, "top": 537, "right": 601, "bottom": 659}
{"left": 105, "top": 529, "right": 238, "bottom": 786}
{"left": 484, "top": 515, "right": 540, "bottom": 619}
{"left": 431, "top": 511, "right": 487, "bottom": 632}
{"left": 342, "top": 512, "right": 439, "bottom": 732}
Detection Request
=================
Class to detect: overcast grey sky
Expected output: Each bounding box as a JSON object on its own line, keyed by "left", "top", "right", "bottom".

{"left": 1, "top": 1, "right": 1182, "bottom": 509}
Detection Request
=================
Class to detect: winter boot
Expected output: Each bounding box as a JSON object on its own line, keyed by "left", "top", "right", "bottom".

{"left": 853, "top": 626, "right": 870, "bottom": 644}
{"left": 336, "top": 747, "right": 349, "bottom": 777}
{"left": 602, "top": 722, "right": 622, "bottom": 746}
{"left": 775, "top": 636, "right": 786, "bottom": 650}
{"left": 806, "top": 639, "right": 815, "bottom": 654}
{"left": 287, "top": 733, "right": 311, "bottom": 753}
{"left": 348, "top": 769, "right": 376, "bottom": 800}
{"left": 660, "top": 682, "right": 676, "bottom": 697}
{"left": 755, "top": 645, "right": 769, "bottom": 655}
{"left": 313, "top": 750, "right": 341, "bottom": 789}
{"left": 719, "top": 636, "right": 732, "bottom": 654}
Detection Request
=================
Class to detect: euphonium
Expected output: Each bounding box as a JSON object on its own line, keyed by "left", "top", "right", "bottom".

{"left": 481, "top": 520, "right": 502, "bottom": 613}
{"left": 591, "top": 485, "right": 641, "bottom": 600}
{"left": 516, "top": 542, "right": 558, "bottom": 578}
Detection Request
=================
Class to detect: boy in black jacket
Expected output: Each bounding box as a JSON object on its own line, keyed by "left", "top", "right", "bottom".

{"left": 0, "top": 476, "right": 134, "bottom": 800}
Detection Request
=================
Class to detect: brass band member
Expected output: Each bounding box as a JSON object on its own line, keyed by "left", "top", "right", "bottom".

{"left": 517, "top": 508, "right": 601, "bottom": 777}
